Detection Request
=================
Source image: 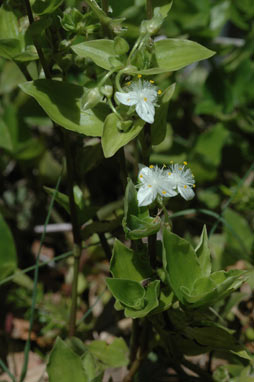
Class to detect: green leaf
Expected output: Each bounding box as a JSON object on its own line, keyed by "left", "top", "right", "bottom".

{"left": 190, "top": 123, "right": 229, "bottom": 182}
{"left": 151, "top": 83, "right": 176, "bottom": 145}
{"left": 0, "top": 120, "right": 14, "bottom": 151}
{"left": 151, "top": 287, "right": 174, "bottom": 314}
{"left": 125, "top": 280, "right": 160, "bottom": 318}
{"left": 44, "top": 187, "right": 70, "bottom": 214}
{"left": 47, "top": 337, "right": 87, "bottom": 382}
{"left": 106, "top": 278, "right": 145, "bottom": 309}
{"left": 154, "top": 0, "right": 173, "bottom": 18}
{"left": 101, "top": 113, "right": 144, "bottom": 158}
{"left": 72, "top": 40, "right": 123, "bottom": 70}
{"left": 122, "top": 178, "right": 161, "bottom": 239}
{"left": 0, "top": 213, "right": 17, "bottom": 281}
{"left": 181, "top": 270, "right": 245, "bottom": 307}
{"left": 223, "top": 208, "right": 253, "bottom": 262}
{"left": 163, "top": 229, "right": 202, "bottom": 303}
{"left": 88, "top": 338, "right": 129, "bottom": 368}
{"left": 195, "top": 225, "right": 211, "bottom": 277}
{"left": 20, "top": 80, "right": 110, "bottom": 137}
{"left": 139, "top": 39, "right": 215, "bottom": 75}
{"left": 0, "top": 39, "right": 21, "bottom": 59}
{"left": 110, "top": 239, "right": 152, "bottom": 281}
{"left": 184, "top": 326, "right": 244, "bottom": 351}
{"left": 32, "top": 0, "right": 64, "bottom": 15}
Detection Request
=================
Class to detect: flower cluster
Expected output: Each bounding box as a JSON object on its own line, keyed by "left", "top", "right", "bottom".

{"left": 115, "top": 77, "right": 160, "bottom": 124}
{"left": 137, "top": 162, "right": 195, "bottom": 207}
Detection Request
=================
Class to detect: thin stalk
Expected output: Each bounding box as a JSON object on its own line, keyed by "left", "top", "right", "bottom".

{"left": 0, "top": 358, "right": 16, "bottom": 382}
{"left": 77, "top": 288, "right": 107, "bottom": 326}
{"left": 15, "top": 61, "right": 33, "bottom": 81}
{"left": 101, "top": 0, "right": 108, "bottom": 14}
{"left": 0, "top": 251, "right": 72, "bottom": 287}
{"left": 19, "top": 171, "right": 63, "bottom": 382}
{"left": 129, "top": 319, "right": 140, "bottom": 364}
{"left": 24, "top": 0, "right": 51, "bottom": 79}
{"left": 146, "top": 0, "right": 153, "bottom": 19}
{"left": 148, "top": 233, "right": 157, "bottom": 268}
{"left": 124, "top": 320, "right": 149, "bottom": 382}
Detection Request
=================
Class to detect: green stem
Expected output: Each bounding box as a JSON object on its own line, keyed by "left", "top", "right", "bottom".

{"left": 24, "top": 0, "right": 51, "bottom": 79}
{"left": 101, "top": 0, "right": 108, "bottom": 13}
{"left": 146, "top": 0, "right": 153, "bottom": 19}
{"left": 127, "top": 34, "right": 143, "bottom": 65}
{"left": 0, "top": 359, "right": 16, "bottom": 382}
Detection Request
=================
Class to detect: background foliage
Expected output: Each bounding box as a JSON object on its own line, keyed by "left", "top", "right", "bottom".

{"left": 0, "top": 0, "right": 254, "bottom": 381}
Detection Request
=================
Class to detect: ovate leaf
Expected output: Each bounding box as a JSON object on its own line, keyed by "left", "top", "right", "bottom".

{"left": 106, "top": 278, "right": 145, "bottom": 309}
{"left": 163, "top": 229, "right": 201, "bottom": 303}
{"left": 110, "top": 239, "right": 152, "bottom": 281}
{"left": 195, "top": 225, "right": 211, "bottom": 277}
{"left": 72, "top": 40, "right": 123, "bottom": 70}
{"left": 102, "top": 113, "right": 144, "bottom": 158}
{"left": 151, "top": 83, "right": 176, "bottom": 145}
{"left": 140, "top": 39, "right": 215, "bottom": 75}
{"left": 88, "top": 338, "right": 129, "bottom": 368}
{"left": 47, "top": 337, "right": 87, "bottom": 382}
{"left": 20, "top": 80, "right": 109, "bottom": 137}
{"left": 125, "top": 280, "right": 160, "bottom": 318}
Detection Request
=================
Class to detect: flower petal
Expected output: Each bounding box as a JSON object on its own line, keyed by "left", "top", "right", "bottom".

{"left": 115, "top": 91, "right": 137, "bottom": 106}
{"left": 178, "top": 186, "right": 195, "bottom": 201}
{"left": 157, "top": 182, "right": 177, "bottom": 198}
{"left": 137, "top": 185, "right": 157, "bottom": 206}
{"left": 136, "top": 101, "right": 155, "bottom": 124}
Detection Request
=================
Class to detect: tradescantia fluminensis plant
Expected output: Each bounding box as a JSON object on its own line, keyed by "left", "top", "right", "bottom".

{"left": 0, "top": 0, "right": 252, "bottom": 381}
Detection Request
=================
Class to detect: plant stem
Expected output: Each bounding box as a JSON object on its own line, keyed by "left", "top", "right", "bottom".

{"left": 24, "top": 0, "right": 51, "bottom": 79}
{"left": 101, "top": 0, "right": 108, "bottom": 14}
{"left": 146, "top": 0, "right": 153, "bottom": 19}
{"left": 124, "top": 319, "right": 149, "bottom": 382}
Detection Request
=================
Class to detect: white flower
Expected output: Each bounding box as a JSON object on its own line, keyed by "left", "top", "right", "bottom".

{"left": 137, "top": 165, "right": 177, "bottom": 207}
{"left": 166, "top": 162, "right": 195, "bottom": 201}
{"left": 115, "top": 79, "right": 158, "bottom": 124}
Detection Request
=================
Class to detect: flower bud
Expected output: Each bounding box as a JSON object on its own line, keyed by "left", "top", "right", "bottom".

{"left": 100, "top": 85, "right": 113, "bottom": 98}
{"left": 81, "top": 88, "right": 101, "bottom": 110}
{"left": 116, "top": 120, "right": 133, "bottom": 132}
{"left": 114, "top": 36, "right": 129, "bottom": 55}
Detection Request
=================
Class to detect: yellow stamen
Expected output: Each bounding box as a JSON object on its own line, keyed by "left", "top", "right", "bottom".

{"left": 168, "top": 172, "right": 171, "bottom": 175}
{"left": 148, "top": 184, "right": 152, "bottom": 188}
{"left": 140, "top": 174, "right": 143, "bottom": 178}
{"left": 144, "top": 97, "right": 147, "bottom": 101}
{"left": 127, "top": 81, "right": 131, "bottom": 86}
{"left": 184, "top": 185, "right": 187, "bottom": 189}
{"left": 127, "top": 98, "right": 130, "bottom": 101}
{"left": 150, "top": 80, "right": 155, "bottom": 84}
{"left": 193, "top": 184, "right": 196, "bottom": 188}
{"left": 157, "top": 90, "right": 162, "bottom": 95}
{"left": 162, "top": 191, "right": 166, "bottom": 195}
{"left": 183, "top": 161, "right": 188, "bottom": 165}
{"left": 138, "top": 74, "right": 142, "bottom": 78}
{"left": 149, "top": 165, "right": 154, "bottom": 169}
{"left": 179, "top": 167, "right": 183, "bottom": 171}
